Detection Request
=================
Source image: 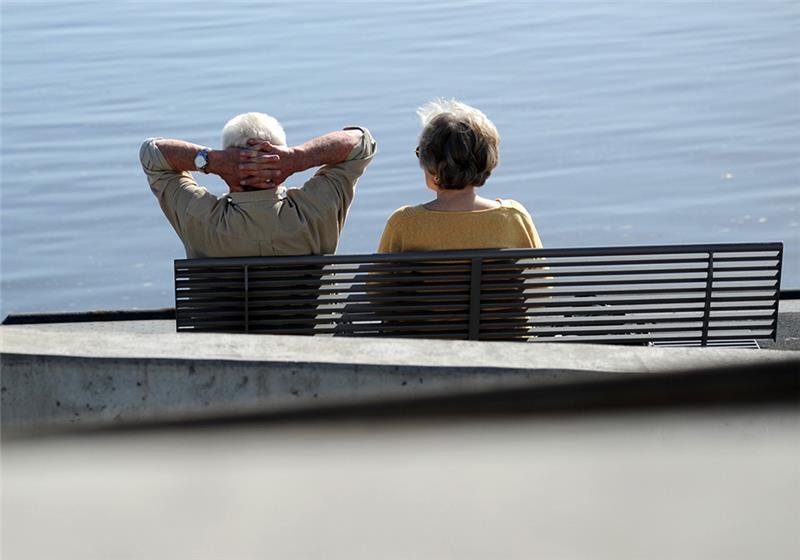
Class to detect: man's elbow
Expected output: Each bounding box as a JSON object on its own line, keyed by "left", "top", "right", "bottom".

{"left": 139, "top": 138, "right": 157, "bottom": 169}
{"left": 139, "top": 137, "right": 168, "bottom": 173}
{"left": 345, "top": 127, "right": 377, "bottom": 163}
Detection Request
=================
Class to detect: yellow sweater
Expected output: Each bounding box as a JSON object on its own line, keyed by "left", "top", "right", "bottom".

{"left": 378, "top": 199, "right": 543, "bottom": 253}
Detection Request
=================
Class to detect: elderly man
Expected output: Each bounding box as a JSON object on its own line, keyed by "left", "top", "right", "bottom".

{"left": 139, "top": 113, "right": 375, "bottom": 257}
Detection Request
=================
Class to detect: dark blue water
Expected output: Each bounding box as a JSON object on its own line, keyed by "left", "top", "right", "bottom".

{"left": 2, "top": 0, "right": 798, "bottom": 315}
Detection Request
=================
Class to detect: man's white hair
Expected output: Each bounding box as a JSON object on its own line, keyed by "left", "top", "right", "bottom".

{"left": 416, "top": 98, "right": 491, "bottom": 128}
{"left": 221, "top": 112, "right": 287, "bottom": 149}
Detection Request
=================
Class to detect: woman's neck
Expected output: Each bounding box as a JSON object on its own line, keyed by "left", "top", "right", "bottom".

{"left": 424, "top": 187, "right": 500, "bottom": 211}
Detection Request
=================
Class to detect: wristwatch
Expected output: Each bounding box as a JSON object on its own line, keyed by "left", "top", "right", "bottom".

{"left": 194, "top": 148, "right": 210, "bottom": 174}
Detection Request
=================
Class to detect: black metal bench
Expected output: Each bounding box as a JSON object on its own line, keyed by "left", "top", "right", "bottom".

{"left": 174, "top": 242, "right": 783, "bottom": 346}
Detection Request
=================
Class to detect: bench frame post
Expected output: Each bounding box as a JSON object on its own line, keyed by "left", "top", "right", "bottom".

{"left": 701, "top": 252, "right": 714, "bottom": 346}
{"left": 243, "top": 265, "right": 250, "bottom": 333}
{"left": 468, "top": 258, "right": 482, "bottom": 340}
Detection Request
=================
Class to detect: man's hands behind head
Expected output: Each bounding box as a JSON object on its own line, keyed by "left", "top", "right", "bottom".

{"left": 231, "top": 128, "right": 363, "bottom": 191}
{"left": 208, "top": 146, "right": 279, "bottom": 193}
{"left": 237, "top": 140, "right": 298, "bottom": 190}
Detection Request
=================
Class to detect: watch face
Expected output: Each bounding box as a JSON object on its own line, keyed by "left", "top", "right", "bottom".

{"left": 194, "top": 150, "right": 208, "bottom": 170}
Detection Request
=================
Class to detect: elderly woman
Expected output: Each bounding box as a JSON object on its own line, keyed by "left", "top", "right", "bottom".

{"left": 378, "top": 98, "right": 543, "bottom": 252}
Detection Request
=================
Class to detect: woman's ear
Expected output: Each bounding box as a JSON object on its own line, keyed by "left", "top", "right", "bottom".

{"left": 424, "top": 170, "right": 439, "bottom": 191}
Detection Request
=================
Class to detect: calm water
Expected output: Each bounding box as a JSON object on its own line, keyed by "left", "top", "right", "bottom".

{"left": 2, "top": 1, "right": 798, "bottom": 316}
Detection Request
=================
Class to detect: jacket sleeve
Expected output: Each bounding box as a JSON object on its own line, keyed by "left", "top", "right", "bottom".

{"left": 139, "top": 138, "right": 215, "bottom": 239}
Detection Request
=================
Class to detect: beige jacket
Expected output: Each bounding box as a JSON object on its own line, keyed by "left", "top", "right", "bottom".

{"left": 140, "top": 127, "right": 375, "bottom": 257}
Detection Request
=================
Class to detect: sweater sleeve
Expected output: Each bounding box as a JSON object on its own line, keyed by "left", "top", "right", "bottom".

{"left": 525, "top": 215, "right": 544, "bottom": 248}
{"left": 507, "top": 200, "right": 543, "bottom": 248}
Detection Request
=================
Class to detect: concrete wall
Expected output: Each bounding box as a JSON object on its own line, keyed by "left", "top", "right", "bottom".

{"left": 2, "top": 318, "right": 798, "bottom": 428}
{"left": 1, "top": 353, "right": 584, "bottom": 426}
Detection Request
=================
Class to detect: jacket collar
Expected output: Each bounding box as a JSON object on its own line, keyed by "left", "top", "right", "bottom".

{"left": 226, "top": 186, "right": 286, "bottom": 203}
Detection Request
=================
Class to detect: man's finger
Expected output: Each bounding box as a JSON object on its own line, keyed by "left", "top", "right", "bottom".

{"left": 253, "top": 154, "right": 280, "bottom": 162}
{"left": 239, "top": 150, "right": 279, "bottom": 161}
{"left": 255, "top": 141, "right": 275, "bottom": 151}
{"left": 243, "top": 169, "right": 282, "bottom": 179}
{"left": 240, "top": 172, "right": 281, "bottom": 184}
{"left": 238, "top": 162, "right": 276, "bottom": 171}
{"left": 238, "top": 164, "right": 282, "bottom": 175}
{"left": 246, "top": 138, "right": 275, "bottom": 150}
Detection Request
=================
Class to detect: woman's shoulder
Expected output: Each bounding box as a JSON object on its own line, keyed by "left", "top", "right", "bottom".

{"left": 497, "top": 198, "right": 533, "bottom": 217}
{"left": 387, "top": 204, "right": 426, "bottom": 221}
{"left": 497, "top": 199, "right": 543, "bottom": 247}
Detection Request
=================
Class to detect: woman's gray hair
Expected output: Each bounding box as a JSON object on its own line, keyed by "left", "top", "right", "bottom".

{"left": 416, "top": 98, "right": 500, "bottom": 190}
{"left": 221, "top": 112, "right": 287, "bottom": 149}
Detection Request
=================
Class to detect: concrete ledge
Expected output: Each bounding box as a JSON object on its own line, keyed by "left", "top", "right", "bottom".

{"left": 2, "top": 320, "right": 799, "bottom": 428}
{"left": 762, "top": 298, "right": 800, "bottom": 350}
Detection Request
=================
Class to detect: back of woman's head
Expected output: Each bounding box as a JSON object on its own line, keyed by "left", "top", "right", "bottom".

{"left": 417, "top": 99, "right": 500, "bottom": 190}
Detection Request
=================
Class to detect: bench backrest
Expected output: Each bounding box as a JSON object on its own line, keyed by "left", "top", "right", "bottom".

{"left": 174, "top": 242, "right": 783, "bottom": 345}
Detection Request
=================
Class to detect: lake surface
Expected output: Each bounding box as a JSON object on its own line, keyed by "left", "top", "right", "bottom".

{"left": 2, "top": 0, "right": 798, "bottom": 316}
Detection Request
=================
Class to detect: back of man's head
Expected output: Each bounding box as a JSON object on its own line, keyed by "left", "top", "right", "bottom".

{"left": 222, "top": 112, "right": 286, "bottom": 149}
